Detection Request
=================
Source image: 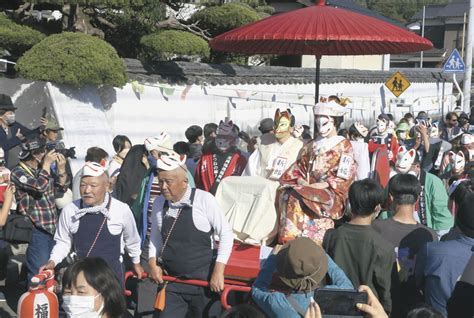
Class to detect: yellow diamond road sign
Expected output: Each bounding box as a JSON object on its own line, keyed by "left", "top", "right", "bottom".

{"left": 385, "top": 71, "right": 411, "bottom": 98}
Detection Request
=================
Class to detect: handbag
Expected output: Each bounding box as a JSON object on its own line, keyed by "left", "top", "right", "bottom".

{"left": 0, "top": 213, "right": 33, "bottom": 243}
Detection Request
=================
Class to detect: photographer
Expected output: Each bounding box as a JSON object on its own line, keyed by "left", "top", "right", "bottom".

{"left": 41, "top": 118, "right": 74, "bottom": 209}
{"left": 10, "top": 136, "right": 70, "bottom": 284}
{"left": 0, "top": 94, "right": 48, "bottom": 168}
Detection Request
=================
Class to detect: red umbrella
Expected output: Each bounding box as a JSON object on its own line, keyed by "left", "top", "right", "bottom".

{"left": 209, "top": 0, "right": 433, "bottom": 102}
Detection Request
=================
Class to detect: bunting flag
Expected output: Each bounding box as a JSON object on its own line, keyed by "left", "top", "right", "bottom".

{"left": 158, "top": 85, "right": 175, "bottom": 101}
{"left": 271, "top": 94, "right": 276, "bottom": 102}
{"left": 131, "top": 81, "right": 144, "bottom": 95}
{"left": 235, "top": 90, "right": 247, "bottom": 99}
{"left": 298, "top": 94, "right": 305, "bottom": 100}
{"left": 181, "top": 84, "right": 193, "bottom": 100}
{"left": 201, "top": 84, "right": 208, "bottom": 95}
{"left": 228, "top": 97, "right": 237, "bottom": 109}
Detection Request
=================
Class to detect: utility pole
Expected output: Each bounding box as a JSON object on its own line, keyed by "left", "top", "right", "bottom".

{"left": 462, "top": 0, "right": 474, "bottom": 113}
{"left": 420, "top": 6, "right": 425, "bottom": 68}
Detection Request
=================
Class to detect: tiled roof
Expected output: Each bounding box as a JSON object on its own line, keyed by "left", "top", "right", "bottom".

{"left": 412, "top": 1, "right": 468, "bottom": 20}
{"left": 125, "top": 59, "right": 451, "bottom": 86}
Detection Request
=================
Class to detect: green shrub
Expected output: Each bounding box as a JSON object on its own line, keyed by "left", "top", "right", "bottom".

{"left": 190, "top": 3, "right": 260, "bottom": 37}
{"left": 0, "top": 13, "right": 45, "bottom": 56}
{"left": 255, "top": 5, "right": 275, "bottom": 15}
{"left": 16, "top": 32, "right": 127, "bottom": 87}
{"left": 140, "top": 30, "right": 210, "bottom": 62}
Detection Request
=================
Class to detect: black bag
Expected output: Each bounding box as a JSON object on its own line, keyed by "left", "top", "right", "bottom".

{"left": 0, "top": 214, "right": 33, "bottom": 243}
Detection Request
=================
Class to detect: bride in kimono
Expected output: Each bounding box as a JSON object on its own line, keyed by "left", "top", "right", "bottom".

{"left": 277, "top": 101, "right": 356, "bottom": 244}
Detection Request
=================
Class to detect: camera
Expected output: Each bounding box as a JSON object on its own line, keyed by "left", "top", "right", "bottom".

{"left": 45, "top": 141, "right": 76, "bottom": 159}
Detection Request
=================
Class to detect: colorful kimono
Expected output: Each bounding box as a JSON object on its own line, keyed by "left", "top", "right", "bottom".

{"left": 195, "top": 150, "right": 247, "bottom": 195}
{"left": 277, "top": 136, "right": 355, "bottom": 244}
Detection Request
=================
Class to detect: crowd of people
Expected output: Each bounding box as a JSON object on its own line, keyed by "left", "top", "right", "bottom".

{"left": 0, "top": 91, "right": 473, "bottom": 318}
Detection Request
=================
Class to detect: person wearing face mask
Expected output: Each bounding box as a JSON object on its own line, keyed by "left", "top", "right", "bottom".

{"left": 348, "top": 122, "right": 370, "bottom": 180}
{"left": 0, "top": 94, "right": 48, "bottom": 168}
{"left": 390, "top": 150, "right": 453, "bottom": 238}
{"left": 395, "top": 122, "right": 415, "bottom": 149}
{"left": 243, "top": 109, "right": 303, "bottom": 181}
{"left": 368, "top": 114, "right": 399, "bottom": 164}
{"left": 277, "top": 101, "right": 355, "bottom": 244}
{"left": 404, "top": 113, "right": 415, "bottom": 128}
{"left": 420, "top": 122, "right": 452, "bottom": 175}
{"left": 61, "top": 257, "right": 127, "bottom": 318}
{"left": 195, "top": 119, "right": 247, "bottom": 195}
{"left": 10, "top": 136, "right": 69, "bottom": 284}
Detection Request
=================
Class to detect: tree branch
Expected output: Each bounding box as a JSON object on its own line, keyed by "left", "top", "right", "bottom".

{"left": 155, "top": 14, "right": 211, "bottom": 41}
{"left": 14, "top": 2, "right": 30, "bottom": 16}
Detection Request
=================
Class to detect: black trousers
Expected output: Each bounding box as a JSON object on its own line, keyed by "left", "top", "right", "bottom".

{"left": 154, "top": 283, "right": 221, "bottom": 318}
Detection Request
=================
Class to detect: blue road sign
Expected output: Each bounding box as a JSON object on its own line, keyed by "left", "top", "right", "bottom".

{"left": 443, "top": 48, "right": 465, "bottom": 73}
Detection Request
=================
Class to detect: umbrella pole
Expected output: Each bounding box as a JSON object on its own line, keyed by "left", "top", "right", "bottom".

{"left": 313, "top": 56, "right": 321, "bottom": 138}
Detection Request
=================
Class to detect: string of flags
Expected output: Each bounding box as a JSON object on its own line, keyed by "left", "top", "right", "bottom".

{"left": 128, "top": 81, "right": 455, "bottom": 113}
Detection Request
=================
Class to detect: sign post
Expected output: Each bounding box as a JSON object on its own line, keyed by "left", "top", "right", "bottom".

{"left": 443, "top": 48, "right": 466, "bottom": 111}
{"left": 385, "top": 71, "right": 411, "bottom": 98}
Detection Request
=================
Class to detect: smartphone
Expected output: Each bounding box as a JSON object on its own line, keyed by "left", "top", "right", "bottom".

{"left": 42, "top": 107, "right": 47, "bottom": 118}
{"left": 314, "top": 288, "right": 368, "bottom": 318}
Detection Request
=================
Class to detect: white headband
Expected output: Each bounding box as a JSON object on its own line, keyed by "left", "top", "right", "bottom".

{"left": 81, "top": 162, "right": 106, "bottom": 177}
{"left": 157, "top": 151, "right": 187, "bottom": 171}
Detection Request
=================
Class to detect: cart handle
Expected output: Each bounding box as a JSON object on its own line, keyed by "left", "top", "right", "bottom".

{"left": 124, "top": 271, "right": 251, "bottom": 309}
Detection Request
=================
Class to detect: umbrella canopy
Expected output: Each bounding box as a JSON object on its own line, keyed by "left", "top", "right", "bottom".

{"left": 209, "top": 0, "right": 432, "bottom": 137}
{"left": 209, "top": 0, "right": 433, "bottom": 56}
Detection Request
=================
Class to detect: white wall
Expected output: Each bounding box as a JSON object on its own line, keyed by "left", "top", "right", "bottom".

{"left": 46, "top": 79, "right": 454, "bottom": 174}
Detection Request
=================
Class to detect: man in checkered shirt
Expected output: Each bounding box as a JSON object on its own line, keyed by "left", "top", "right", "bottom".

{"left": 11, "top": 136, "right": 69, "bottom": 284}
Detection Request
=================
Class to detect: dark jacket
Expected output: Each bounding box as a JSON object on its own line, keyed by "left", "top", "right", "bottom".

{"left": 323, "top": 223, "right": 397, "bottom": 313}
{"left": 0, "top": 122, "right": 40, "bottom": 168}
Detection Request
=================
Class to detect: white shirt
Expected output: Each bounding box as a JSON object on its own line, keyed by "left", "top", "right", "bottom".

{"left": 149, "top": 187, "right": 233, "bottom": 265}
{"left": 49, "top": 197, "right": 142, "bottom": 265}
{"left": 350, "top": 139, "right": 370, "bottom": 180}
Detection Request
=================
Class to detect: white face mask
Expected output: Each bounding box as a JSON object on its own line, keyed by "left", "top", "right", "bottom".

{"left": 316, "top": 116, "right": 335, "bottom": 138}
{"left": 63, "top": 294, "right": 103, "bottom": 318}
{"left": 4, "top": 114, "right": 15, "bottom": 125}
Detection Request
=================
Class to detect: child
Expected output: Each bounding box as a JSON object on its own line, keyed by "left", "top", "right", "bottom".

{"left": 373, "top": 174, "right": 438, "bottom": 317}
{"left": 323, "top": 179, "right": 395, "bottom": 314}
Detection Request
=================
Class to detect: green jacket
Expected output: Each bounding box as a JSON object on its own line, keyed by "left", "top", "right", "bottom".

{"left": 423, "top": 172, "right": 453, "bottom": 231}
{"left": 380, "top": 172, "right": 453, "bottom": 231}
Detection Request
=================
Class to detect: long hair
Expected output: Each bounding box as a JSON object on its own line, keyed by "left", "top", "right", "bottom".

{"left": 114, "top": 144, "right": 149, "bottom": 205}
{"left": 62, "top": 258, "right": 126, "bottom": 318}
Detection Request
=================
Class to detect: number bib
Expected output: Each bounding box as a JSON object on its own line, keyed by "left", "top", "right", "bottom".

{"left": 270, "top": 156, "right": 288, "bottom": 179}
{"left": 337, "top": 154, "right": 353, "bottom": 180}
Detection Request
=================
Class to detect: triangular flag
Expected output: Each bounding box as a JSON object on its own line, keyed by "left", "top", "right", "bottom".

{"left": 201, "top": 84, "right": 208, "bottom": 95}
{"left": 228, "top": 97, "right": 237, "bottom": 109}
{"left": 297, "top": 94, "right": 304, "bottom": 100}
{"left": 271, "top": 94, "right": 276, "bottom": 102}
{"left": 131, "top": 81, "right": 144, "bottom": 95}
{"left": 235, "top": 90, "right": 247, "bottom": 99}
{"left": 181, "top": 85, "right": 192, "bottom": 100}
{"left": 163, "top": 87, "right": 175, "bottom": 96}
